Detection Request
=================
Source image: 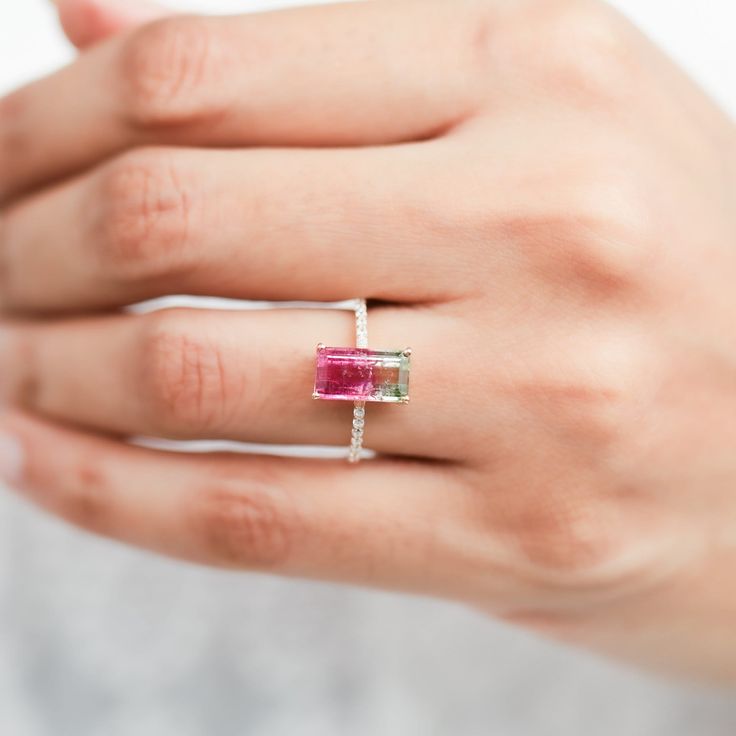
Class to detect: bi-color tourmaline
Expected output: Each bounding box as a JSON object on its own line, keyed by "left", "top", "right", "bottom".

{"left": 314, "top": 347, "right": 411, "bottom": 403}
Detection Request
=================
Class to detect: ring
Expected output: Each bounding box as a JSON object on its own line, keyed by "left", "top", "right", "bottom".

{"left": 313, "top": 299, "right": 412, "bottom": 463}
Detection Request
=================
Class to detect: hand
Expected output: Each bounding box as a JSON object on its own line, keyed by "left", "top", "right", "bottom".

{"left": 1, "top": 0, "right": 735, "bottom": 682}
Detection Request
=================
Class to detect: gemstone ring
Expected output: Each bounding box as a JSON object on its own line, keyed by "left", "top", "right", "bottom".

{"left": 313, "top": 299, "right": 412, "bottom": 463}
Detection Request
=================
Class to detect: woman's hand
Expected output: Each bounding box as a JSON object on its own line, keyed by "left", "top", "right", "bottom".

{"left": 1, "top": 0, "right": 735, "bottom": 681}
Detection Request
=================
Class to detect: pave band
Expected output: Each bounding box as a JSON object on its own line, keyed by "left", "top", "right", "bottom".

{"left": 313, "top": 299, "right": 411, "bottom": 464}
{"left": 355, "top": 297, "right": 368, "bottom": 350}
{"left": 349, "top": 299, "right": 369, "bottom": 463}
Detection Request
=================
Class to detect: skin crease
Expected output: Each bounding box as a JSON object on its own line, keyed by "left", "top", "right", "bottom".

{"left": 1, "top": 0, "right": 736, "bottom": 682}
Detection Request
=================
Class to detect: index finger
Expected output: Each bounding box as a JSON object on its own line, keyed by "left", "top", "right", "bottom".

{"left": 0, "top": 0, "right": 488, "bottom": 202}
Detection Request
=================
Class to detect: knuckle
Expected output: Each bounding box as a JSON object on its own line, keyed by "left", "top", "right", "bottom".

{"left": 120, "top": 17, "right": 226, "bottom": 127}
{"left": 0, "top": 92, "right": 29, "bottom": 201}
{"left": 92, "top": 150, "right": 196, "bottom": 279}
{"left": 513, "top": 333, "right": 643, "bottom": 456}
{"left": 537, "top": 1, "right": 634, "bottom": 104}
{"left": 562, "top": 170, "right": 658, "bottom": 291}
{"left": 60, "top": 460, "right": 111, "bottom": 532}
{"left": 498, "top": 166, "right": 657, "bottom": 297}
{"left": 0, "top": 217, "right": 12, "bottom": 307}
{"left": 189, "top": 479, "right": 295, "bottom": 569}
{"left": 509, "top": 494, "right": 629, "bottom": 579}
{"left": 0, "top": 327, "right": 40, "bottom": 407}
{"left": 491, "top": 333, "right": 659, "bottom": 584}
{"left": 498, "top": 479, "right": 675, "bottom": 596}
{"left": 13, "top": 333, "right": 41, "bottom": 409}
{"left": 496, "top": 0, "right": 634, "bottom": 107}
{"left": 139, "top": 312, "right": 237, "bottom": 435}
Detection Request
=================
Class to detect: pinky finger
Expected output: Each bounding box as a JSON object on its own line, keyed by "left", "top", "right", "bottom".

{"left": 0, "top": 410, "right": 486, "bottom": 600}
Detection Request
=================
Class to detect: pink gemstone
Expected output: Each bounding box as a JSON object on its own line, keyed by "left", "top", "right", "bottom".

{"left": 314, "top": 347, "right": 410, "bottom": 403}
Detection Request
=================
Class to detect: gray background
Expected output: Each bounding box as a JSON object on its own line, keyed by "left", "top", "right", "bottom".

{"left": 1, "top": 1, "right": 735, "bottom": 734}
{"left": 1, "top": 491, "right": 735, "bottom": 735}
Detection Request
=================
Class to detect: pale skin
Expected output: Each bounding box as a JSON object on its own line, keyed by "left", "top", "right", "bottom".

{"left": 1, "top": 0, "right": 735, "bottom": 682}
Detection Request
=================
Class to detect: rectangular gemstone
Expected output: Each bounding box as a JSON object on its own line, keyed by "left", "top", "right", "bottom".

{"left": 314, "top": 347, "right": 410, "bottom": 403}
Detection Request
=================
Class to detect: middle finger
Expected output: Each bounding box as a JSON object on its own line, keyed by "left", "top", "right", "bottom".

{"left": 1, "top": 145, "right": 457, "bottom": 314}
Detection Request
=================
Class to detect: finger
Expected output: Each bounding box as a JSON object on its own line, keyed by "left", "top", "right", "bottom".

{"left": 0, "top": 410, "right": 484, "bottom": 599}
{"left": 52, "top": 0, "right": 168, "bottom": 50}
{"left": 1, "top": 145, "right": 457, "bottom": 313}
{"left": 1, "top": 1, "right": 484, "bottom": 200}
{"left": 0, "top": 307, "right": 465, "bottom": 460}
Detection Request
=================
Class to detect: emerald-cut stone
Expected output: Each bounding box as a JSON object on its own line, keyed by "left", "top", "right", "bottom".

{"left": 314, "top": 347, "right": 411, "bottom": 403}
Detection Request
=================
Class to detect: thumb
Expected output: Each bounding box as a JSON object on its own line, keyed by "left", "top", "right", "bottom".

{"left": 50, "top": 0, "right": 170, "bottom": 50}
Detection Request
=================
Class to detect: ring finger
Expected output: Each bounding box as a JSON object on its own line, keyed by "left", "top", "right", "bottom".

{"left": 0, "top": 306, "right": 465, "bottom": 460}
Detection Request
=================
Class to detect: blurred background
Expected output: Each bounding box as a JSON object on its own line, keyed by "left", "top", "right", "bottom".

{"left": 1, "top": 1, "right": 735, "bottom": 734}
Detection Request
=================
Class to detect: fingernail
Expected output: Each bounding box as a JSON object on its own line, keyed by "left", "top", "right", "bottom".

{"left": 0, "top": 432, "right": 24, "bottom": 486}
